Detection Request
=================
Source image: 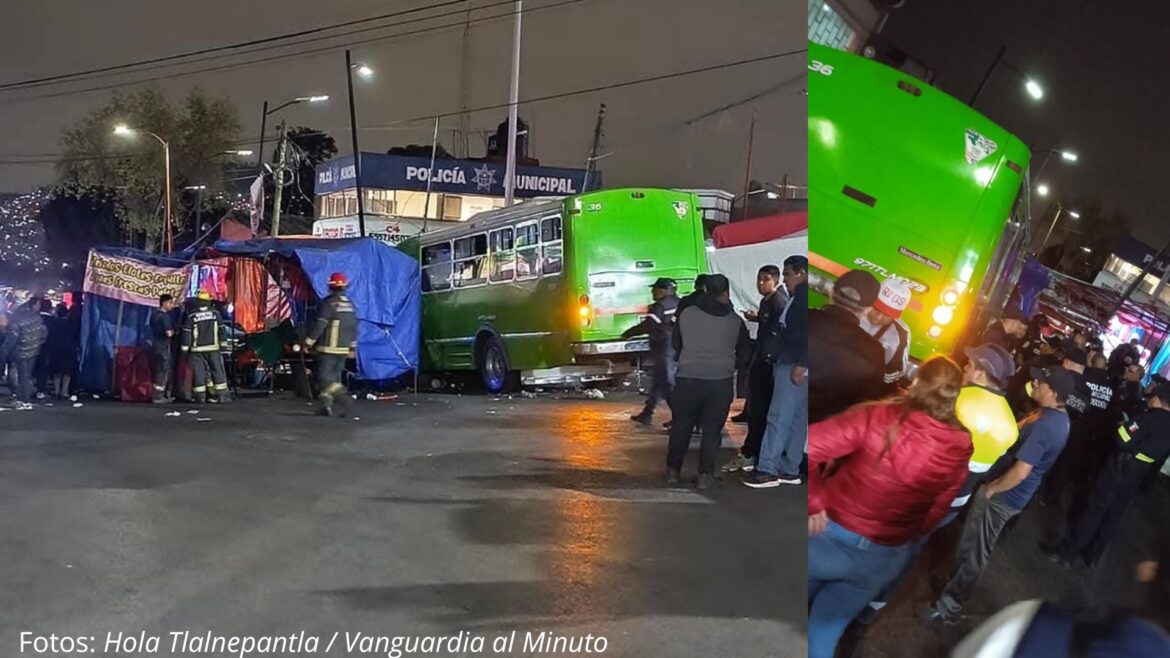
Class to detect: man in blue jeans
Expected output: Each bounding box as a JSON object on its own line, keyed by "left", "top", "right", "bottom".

{"left": 744, "top": 255, "right": 808, "bottom": 488}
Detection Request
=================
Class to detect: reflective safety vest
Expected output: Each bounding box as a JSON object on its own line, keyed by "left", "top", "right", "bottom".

{"left": 1117, "top": 422, "right": 1158, "bottom": 464}
{"left": 956, "top": 385, "right": 1020, "bottom": 474}
{"left": 181, "top": 306, "right": 223, "bottom": 353}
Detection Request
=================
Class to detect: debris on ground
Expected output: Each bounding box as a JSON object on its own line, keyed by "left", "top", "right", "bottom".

{"left": 520, "top": 391, "right": 537, "bottom": 399}
{"left": 584, "top": 388, "right": 605, "bottom": 400}
{"left": 366, "top": 393, "right": 398, "bottom": 401}
{"left": 353, "top": 417, "right": 361, "bottom": 421}
{"left": 91, "top": 395, "right": 99, "bottom": 400}
{"left": 72, "top": 403, "right": 84, "bottom": 408}
{"left": 486, "top": 410, "right": 498, "bottom": 415}
{"left": 196, "top": 417, "right": 211, "bottom": 422}
{"left": 165, "top": 411, "right": 181, "bottom": 417}
{"left": 187, "top": 410, "right": 199, "bottom": 415}
{"left": 69, "top": 395, "right": 78, "bottom": 402}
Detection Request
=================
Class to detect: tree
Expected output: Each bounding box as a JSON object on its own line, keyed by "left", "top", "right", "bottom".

{"left": 55, "top": 86, "right": 241, "bottom": 249}
{"left": 1048, "top": 196, "right": 1131, "bottom": 281}
{"left": 0, "top": 191, "right": 54, "bottom": 288}
{"left": 279, "top": 127, "right": 337, "bottom": 218}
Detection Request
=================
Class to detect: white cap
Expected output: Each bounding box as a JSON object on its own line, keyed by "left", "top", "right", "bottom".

{"left": 874, "top": 278, "right": 912, "bottom": 319}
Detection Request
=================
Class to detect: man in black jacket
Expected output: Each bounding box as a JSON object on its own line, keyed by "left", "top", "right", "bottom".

{"left": 150, "top": 294, "right": 178, "bottom": 404}
{"left": 807, "top": 269, "right": 885, "bottom": 424}
{"left": 624, "top": 278, "right": 680, "bottom": 426}
{"left": 745, "top": 255, "right": 809, "bottom": 487}
{"left": 666, "top": 274, "right": 752, "bottom": 490}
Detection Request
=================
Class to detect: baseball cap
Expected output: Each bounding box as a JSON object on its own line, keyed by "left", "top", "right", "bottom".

{"left": 650, "top": 277, "right": 677, "bottom": 290}
{"left": 1003, "top": 304, "right": 1027, "bottom": 322}
{"left": 1029, "top": 365, "right": 1077, "bottom": 399}
{"left": 873, "top": 278, "right": 912, "bottom": 319}
{"left": 831, "top": 270, "right": 881, "bottom": 312}
{"left": 964, "top": 344, "right": 1015, "bottom": 387}
{"left": 1060, "top": 339, "right": 1087, "bottom": 366}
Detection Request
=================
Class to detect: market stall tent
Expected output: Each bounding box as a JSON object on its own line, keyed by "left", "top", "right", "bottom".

{"left": 707, "top": 212, "right": 807, "bottom": 333}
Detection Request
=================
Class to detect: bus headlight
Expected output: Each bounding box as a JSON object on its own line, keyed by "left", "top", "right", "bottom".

{"left": 928, "top": 325, "right": 943, "bottom": 338}
{"left": 941, "top": 289, "right": 960, "bottom": 306}
{"left": 578, "top": 294, "right": 592, "bottom": 326}
{"left": 932, "top": 306, "right": 955, "bottom": 325}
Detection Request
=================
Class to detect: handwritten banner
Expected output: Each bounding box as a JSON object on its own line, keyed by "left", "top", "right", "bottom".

{"left": 83, "top": 251, "right": 192, "bottom": 306}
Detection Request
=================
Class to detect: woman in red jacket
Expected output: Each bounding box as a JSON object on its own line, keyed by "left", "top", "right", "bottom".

{"left": 806, "top": 356, "right": 972, "bottom": 658}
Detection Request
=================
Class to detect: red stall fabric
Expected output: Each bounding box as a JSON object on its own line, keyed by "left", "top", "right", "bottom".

{"left": 231, "top": 258, "right": 268, "bottom": 334}
{"left": 711, "top": 211, "right": 808, "bottom": 249}
{"left": 115, "top": 346, "right": 155, "bottom": 402}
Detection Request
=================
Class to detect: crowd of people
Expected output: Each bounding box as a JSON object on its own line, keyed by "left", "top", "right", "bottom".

{"left": 623, "top": 256, "right": 809, "bottom": 491}
{"left": 0, "top": 294, "right": 80, "bottom": 410}
{"left": 804, "top": 268, "right": 1170, "bottom": 658}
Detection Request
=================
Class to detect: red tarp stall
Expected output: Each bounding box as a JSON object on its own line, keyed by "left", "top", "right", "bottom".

{"left": 711, "top": 211, "right": 808, "bottom": 249}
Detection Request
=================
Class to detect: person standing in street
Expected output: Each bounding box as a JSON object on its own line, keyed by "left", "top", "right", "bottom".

{"left": 919, "top": 366, "right": 1075, "bottom": 625}
{"left": 1117, "top": 363, "right": 1147, "bottom": 421}
{"left": 808, "top": 269, "right": 885, "bottom": 424}
{"left": 623, "top": 278, "right": 680, "bottom": 427}
{"left": 977, "top": 305, "right": 1029, "bottom": 354}
{"left": 744, "top": 256, "right": 808, "bottom": 487}
{"left": 180, "top": 290, "right": 231, "bottom": 405}
{"left": 1041, "top": 383, "right": 1170, "bottom": 569}
{"left": 150, "top": 294, "right": 178, "bottom": 404}
{"left": 723, "top": 265, "right": 785, "bottom": 473}
{"left": 806, "top": 356, "right": 972, "bottom": 658}
{"left": 1108, "top": 338, "right": 1142, "bottom": 380}
{"left": 859, "top": 278, "right": 913, "bottom": 395}
{"left": 665, "top": 274, "right": 751, "bottom": 490}
{"left": 305, "top": 272, "right": 358, "bottom": 417}
{"left": 45, "top": 304, "right": 77, "bottom": 400}
{"left": 0, "top": 302, "right": 47, "bottom": 409}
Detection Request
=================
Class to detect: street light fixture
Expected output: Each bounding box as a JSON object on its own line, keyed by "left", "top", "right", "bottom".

{"left": 114, "top": 124, "right": 173, "bottom": 252}
{"left": 1032, "top": 147, "right": 1079, "bottom": 185}
{"left": 1039, "top": 202, "right": 1081, "bottom": 253}
{"left": 255, "top": 94, "right": 329, "bottom": 171}
{"left": 353, "top": 64, "right": 374, "bottom": 78}
{"left": 1025, "top": 79, "right": 1044, "bottom": 100}
{"left": 1036, "top": 183, "right": 1050, "bottom": 197}
{"left": 970, "top": 46, "right": 1044, "bottom": 108}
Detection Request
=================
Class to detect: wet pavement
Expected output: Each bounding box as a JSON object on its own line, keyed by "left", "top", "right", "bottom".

{"left": 0, "top": 391, "right": 805, "bottom": 657}
{"left": 848, "top": 475, "right": 1170, "bottom": 656}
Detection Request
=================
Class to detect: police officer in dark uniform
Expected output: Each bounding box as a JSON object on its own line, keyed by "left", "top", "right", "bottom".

{"left": 624, "top": 277, "right": 679, "bottom": 426}
{"left": 150, "top": 294, "right": 178, "bottom": 404}
{"left": 1043, "top": 383, "right": 1170, "bottom": 568}
{"left": 305, "top": 272, "right": 358, "bottom": 417}
{"left": 181, "top": 290, "right": 230, "bottom": 404}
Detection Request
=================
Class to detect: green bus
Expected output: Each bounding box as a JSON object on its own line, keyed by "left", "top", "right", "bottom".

{"left": 808, "top": 41, "right": 1032, "bottom": 361}
{"left": 403, "top": 188, "right": 707, "bottom": 391}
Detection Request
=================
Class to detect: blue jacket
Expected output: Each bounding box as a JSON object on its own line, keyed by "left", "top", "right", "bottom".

{"left": 769, "top": 283, "right": 807, "bottom": 367}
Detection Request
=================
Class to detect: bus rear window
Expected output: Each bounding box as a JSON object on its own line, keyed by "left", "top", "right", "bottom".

{"left": 490, "top": 228, "right": 515, "bottom": 282}
{"left": 541, "top": 215, "right": 563, "bottom": 275}
{"left": 453, "top": 235, "right": 488, "bottom": 288}
{"left": 421, "top": 243, "right": 452, "bottom": 292}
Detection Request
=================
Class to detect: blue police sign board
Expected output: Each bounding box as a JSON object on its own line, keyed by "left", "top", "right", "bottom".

{"left": 315, "top": 154, "right": 593, "bottom": 198}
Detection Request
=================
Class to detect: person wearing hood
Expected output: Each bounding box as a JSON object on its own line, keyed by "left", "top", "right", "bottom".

{"left": 978, "top": 305, "right": 1029, "bottom": 354}
{"left": 808, "top": 269, "right": 886, "bottom": 424}
{"left": 806, "top": 356, "right": 972, "bottom": 658}
{"left": 0, "top": 301, "right": 48, "bottom": 408}
{"left": 665, "top": 273, "right": 751, "bottom": 490}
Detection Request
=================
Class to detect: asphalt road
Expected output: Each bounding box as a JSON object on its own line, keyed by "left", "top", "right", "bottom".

{"left": 0, "top": 391, "right": 806, "bottom": 657}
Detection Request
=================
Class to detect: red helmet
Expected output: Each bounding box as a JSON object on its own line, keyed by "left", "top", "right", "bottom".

{"left": 328, "top": 272, "right": 348, "bottom": 288}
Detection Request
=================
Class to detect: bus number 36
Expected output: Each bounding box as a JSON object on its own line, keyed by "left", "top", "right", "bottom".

{"left": 809, "top": 60, "right": 834, "bottom": 76}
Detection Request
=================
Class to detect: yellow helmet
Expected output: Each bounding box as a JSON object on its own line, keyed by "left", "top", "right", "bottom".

{"left": 196, "top": 290, "right": 212, "bottom": 301}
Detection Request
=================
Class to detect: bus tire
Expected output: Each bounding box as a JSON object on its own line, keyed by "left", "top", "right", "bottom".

{"left": 478, "top": 335, "right": 513, "bottom": 394}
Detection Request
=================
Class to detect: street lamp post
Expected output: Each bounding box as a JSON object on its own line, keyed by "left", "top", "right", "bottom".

{"left": 1039, "top": 202, "right": 1080, "bottom": 253}
{"left": 970, "top": 46, "right": 1044, "bottom": 108}
{"left": 114, "top": 124, "right": 173, "bottom": 252}
{"left": 1031, "top": 147, "right": 1078, "bottom": 186}
{"left": 256, "top": 95, "right": 328, "bottom": 172}
{"left": 346, "top": 51, "right": 373, "bottom": 237}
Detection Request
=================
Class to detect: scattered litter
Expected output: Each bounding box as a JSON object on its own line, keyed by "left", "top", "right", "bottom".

{"left": 352, "top": 394, "right": 359, "bottom": 400}
{"left": 584, "top": 388, "right": 605, "bottom": 400}
{"left": 91, "top": 395, "right": 99, "bottom": 400}
{"left": 396, "top": 403, "right": 406, "bottom": 406}
{"left": 66, "top": 564, "right": 72, "bottom": 569}
{"left": 367, "top": 393, "right": 398, "bottom": 401}
{"left": 69, "top": 395, "right": 78, "bottom": 402}
{"left": 486, "top": 410, "right": 498, "bottom": 415}
{"left": 507, "top": 395, "right": 514, "bottom": 400}
{"left": 520, "top": 391, "right": 537, "bottom": 399}
{"left": 196, "top": 417, "right": 211, "bottom": 422}
{"left": 165, "top": 411, "right": 181, "bottom": 417}
{"left": 0, "top": 408, "right": 8, "bottom": 412}
{"left": 44, "top": 403, "right": 54, "bottom": 407}
{"left": 536, "top": 388, "right": 545, "bottom": 393}
{"left": 16, "top": 406, "right": 32, "bottom": 411}
{"left": 72, "top": 403, "right": 84, "bottom": 408}
{"left": 353, "top": 417, "right": 361, "bottom": 421}
{"left": 186, "top": 410, "right": 199, "bottom": 415}
{"left": 623, "top": 381, "right": 632, "bottom": 387}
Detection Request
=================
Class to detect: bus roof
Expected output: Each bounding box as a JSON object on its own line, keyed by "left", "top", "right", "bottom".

{"left": 417, "top": 198, "right": 565, "bottom": 244}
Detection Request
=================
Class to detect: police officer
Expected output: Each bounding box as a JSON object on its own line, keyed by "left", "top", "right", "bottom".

{"left": 150, "top": 294, "right": 178, "bottom": 404}
{"left": 305, "top": 272, "right": 358, "bottom": 417}
{"left": 181, "top": 290, "right": 230, "bottom": 404}
{"left": 1043, "top": 383, "right": 1170, "bottom": 569}
{"left": 624, "top": 277, "right": 679, "bottom": 426}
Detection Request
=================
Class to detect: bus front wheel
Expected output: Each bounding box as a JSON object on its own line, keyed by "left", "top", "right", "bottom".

{"left": 479, "top": 335, "right": 514, "bottom": 394}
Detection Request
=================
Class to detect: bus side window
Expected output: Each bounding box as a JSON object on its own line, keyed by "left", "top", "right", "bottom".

{"left": 490, "top": 227, "right": 515, "bottom": 282}
{"left": 421, "top": 243, "right": 452, "bottom": 292}
{"left": 541, "top": 215, "right": 563, "bottom": 275}
{"left": 453, "top": 234, "right": 488, "bottom": 288}
{"left": 516, "top": 222, "right": 540, "bottom": 279}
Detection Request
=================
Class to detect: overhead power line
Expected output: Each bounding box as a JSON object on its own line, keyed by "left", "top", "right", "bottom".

{"left": 0, "top": 0, "right": 588, "bottom": 104}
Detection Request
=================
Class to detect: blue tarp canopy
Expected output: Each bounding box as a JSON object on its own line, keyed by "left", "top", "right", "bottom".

{"left": 78, "top": 238, "right": 420, "bottom": 391}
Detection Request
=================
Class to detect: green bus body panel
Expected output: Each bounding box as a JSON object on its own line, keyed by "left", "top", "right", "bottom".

{"left": 409, "top": 188, "right": 707, "bottom": 374}
{"left": 808, "top": 42, "right": 1031, "bottom": 361}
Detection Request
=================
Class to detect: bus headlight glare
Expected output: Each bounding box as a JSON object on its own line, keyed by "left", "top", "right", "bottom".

{"left": 941, "top": 290, "right": 959, "bottom": 306}
{"left": 932, "top": 306, "right": 955, "bottom": 325}
{"left": 928, "top": 325, "right": 943, "bottom": 338}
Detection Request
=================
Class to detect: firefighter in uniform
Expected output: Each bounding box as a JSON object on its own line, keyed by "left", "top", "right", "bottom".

{"left": 305, "top": 272, "right": 358, "bottom": 417}
{"left": 181, "top": 290, "right": 230, "bottom": 404}
{"left": 623, "top": 277, "right": 679, "bottom": 426}
{"left": 1043, "top": 383, "right": 1170, "bottom": 568}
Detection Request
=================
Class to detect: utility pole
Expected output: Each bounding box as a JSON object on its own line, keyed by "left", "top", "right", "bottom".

{"left": 970, "top": 46, "right": 1006, "bottom": 107}
{"left": 582, "top": 103, "right": 606, "bottom": 193}
{"left": 741, "top": 112, "right": 757, "bottom": 220}
{"left": 271, "top": 121, "right": 287, "bottom": 237}
{"left": 256, "top": 100, "right": 269, "bottom": 175}
{"left": 346, "top": 49, "right": 367, "bottom": 237}
{"left": 503, "top": 0, "right": 523, "bottom": 206}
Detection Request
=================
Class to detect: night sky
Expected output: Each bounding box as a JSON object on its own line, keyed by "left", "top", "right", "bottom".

{"left": 0, "top": 0, "right": 805, "bottom": 199}
{"left": 882, "top": 0, "right": 1170, "bottom": 246}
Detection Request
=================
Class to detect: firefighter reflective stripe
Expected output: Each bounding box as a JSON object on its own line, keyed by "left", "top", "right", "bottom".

{"left": 193, "top": 385, "right": 207, "bottom": 393}
{"left": 191, "top": 344, "right": 219, "bottom": 352}
{"left": 1118, "top": 425, "right": 1135, "bottom": 443}
{"left": 329, "top": 320, "right": 340, "bottom": 349}
{"left": 214, "top": 382, "right": 229, "bottom": 391}
{"left": 968, "top": 460, "right": 995, "bottom": 474}
{"left": 1136, "top": 453, "right": 1156, "bottom": 463}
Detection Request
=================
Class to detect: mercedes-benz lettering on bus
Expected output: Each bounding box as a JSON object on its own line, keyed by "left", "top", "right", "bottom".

{"left": 808, "top": 41, "right": 1032, "bottom": 361}
{"left": 407, "top": 188, "right": 707, "bottom": 391}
